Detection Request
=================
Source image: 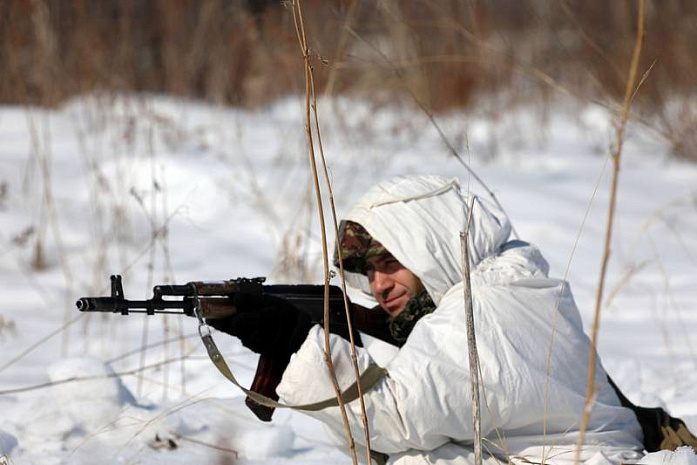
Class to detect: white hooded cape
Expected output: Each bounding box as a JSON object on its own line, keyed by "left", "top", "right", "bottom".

{"left": 277, "top": 174, "right": 643, "bottom": 465}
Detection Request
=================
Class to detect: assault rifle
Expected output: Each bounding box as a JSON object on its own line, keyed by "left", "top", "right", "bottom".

{"left": 76, "top": 275, "right": 398, "bottom": 421}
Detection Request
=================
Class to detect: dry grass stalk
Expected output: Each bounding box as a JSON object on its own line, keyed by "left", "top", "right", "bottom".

{"left": 0, "top": 350, "right": 194, "bottom": 396}
{"left": 291, "top": 2, "right": 359, "bottom": 464}
{"left": 460, "top": 198, "right": 482, "bottom": 465}
{"left": 322, "top": 0, "right": 362, "bottom": 98}
{"left": 602, "top": 260, "right": 649, "bottom": 310}
{"left": 457, "top": 195, "right": 513, "bottom": 464}
{"left": 124, "top": 391, "right": 219, "bottom": 450}
{"left": 0, "top": 313, "right": 84, "bottom": 375}
{"left": 129, "top": 153, "right": 178, "bottom": 399}
{"left": 311, "top": 60, "right": 375, "bottom": 465}
{"left": 647, "top": 235, "right": 697, "bottom": 362}
{"left": 107, "top": 333, "right": 199, "bottom": 365}
{"left": 169, "top": 431, "right": 239, "bottom": 460}
{"left": 574, "top": 1, "right": 646, "bottom": 463}
{"left": 26, "top": 0, "right": 77, "bottom": 356}
{"left": 541, "top": 153, "right": 611, "bottom": 463}
{"left": 620, "top": 193, "right": 697, "bottom": 268}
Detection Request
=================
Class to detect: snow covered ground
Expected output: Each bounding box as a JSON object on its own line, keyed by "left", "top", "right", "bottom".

{"left": 0, "top": 94, "right": 696, "bottom": 464}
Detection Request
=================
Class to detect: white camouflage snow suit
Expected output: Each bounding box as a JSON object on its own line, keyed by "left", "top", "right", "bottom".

{"left": 277, "top": 174, "right": 644, "bottom": 465}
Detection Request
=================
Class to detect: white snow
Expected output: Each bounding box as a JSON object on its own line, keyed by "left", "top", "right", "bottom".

{"left": 0, "top": 430, "right": 18, "bottom": 456}
{"left": 0, "top": 93, "right": 696, "bottom": 464}
{"left": 642, "top": 448, "right": 697, "bottom": 465}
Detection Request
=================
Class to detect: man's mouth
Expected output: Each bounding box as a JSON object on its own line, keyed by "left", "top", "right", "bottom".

{"left": 383, "top": 292, "right": 406, "bottom": 310}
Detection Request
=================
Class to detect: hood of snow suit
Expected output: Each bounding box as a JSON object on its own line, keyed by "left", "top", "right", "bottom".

{"left": 339, "top": 174, "right": 512, "bottom": 305}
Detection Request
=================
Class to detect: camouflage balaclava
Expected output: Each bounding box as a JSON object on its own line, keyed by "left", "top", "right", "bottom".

{"left": 333, "top": 220, "right": 388, "bottom": 274}
{"left": 334, "top": 220, "right": 436, "bottom": 343}
{"left": 387, "top": 289, "right": 436, "bottom": 343}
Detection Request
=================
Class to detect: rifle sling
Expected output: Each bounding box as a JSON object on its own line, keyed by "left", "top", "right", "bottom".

{"left": 200, "top": 333, "right": 387, "bottom": 411}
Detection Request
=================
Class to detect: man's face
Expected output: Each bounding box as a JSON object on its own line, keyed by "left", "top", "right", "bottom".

{"left": 365, "top": 253, "right": 424, "bottom": 318}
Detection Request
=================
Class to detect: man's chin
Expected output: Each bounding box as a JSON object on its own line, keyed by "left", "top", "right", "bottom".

{"left": 384, "top": 303, "right": 406, "bottom": 318}
{"left": 380, "top": 294, "right": 409, "bottom": 317}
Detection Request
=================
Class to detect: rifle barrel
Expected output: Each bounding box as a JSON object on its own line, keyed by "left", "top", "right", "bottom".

{"left": 76, "top": 297, "right": 193, "bottom": 315}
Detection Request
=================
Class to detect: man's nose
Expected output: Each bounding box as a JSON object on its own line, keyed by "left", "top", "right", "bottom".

{"left": 373, "top": 271, "right": 394, "bottom": 293}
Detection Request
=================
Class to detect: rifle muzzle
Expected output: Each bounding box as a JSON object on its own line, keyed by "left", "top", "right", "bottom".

{"left": 76, "top": 298, "right": 94, "bottom": 311}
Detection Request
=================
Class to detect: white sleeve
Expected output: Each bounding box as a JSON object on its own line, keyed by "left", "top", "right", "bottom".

{"left": 276, "top": 301, "right": 491, "bottom": 454}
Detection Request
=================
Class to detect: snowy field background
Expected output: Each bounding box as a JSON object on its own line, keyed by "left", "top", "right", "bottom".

{"left": 0, "top": 94, "right": 696, "bottom": 464}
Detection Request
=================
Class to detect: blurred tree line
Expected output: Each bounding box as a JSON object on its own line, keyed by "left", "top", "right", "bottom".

{"left": 1, "top": 0, "right": 695, "bottom": 156}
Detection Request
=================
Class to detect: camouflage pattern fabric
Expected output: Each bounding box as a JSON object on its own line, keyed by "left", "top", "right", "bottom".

{"left": 388, "top": 289, "right": 437, "bottom": 343}
{"left": 334, "top": 220, "right": 388, "bottom": 274}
